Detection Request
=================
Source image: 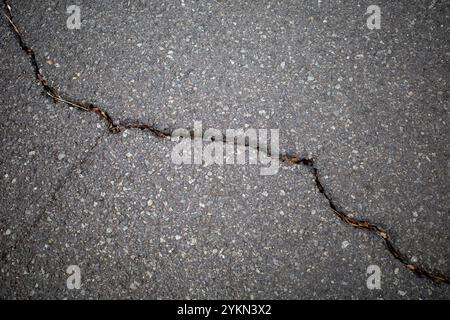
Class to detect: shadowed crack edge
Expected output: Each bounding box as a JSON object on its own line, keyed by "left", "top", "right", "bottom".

{"left": 2, "top": 0, "right": 449, "bottom": 285}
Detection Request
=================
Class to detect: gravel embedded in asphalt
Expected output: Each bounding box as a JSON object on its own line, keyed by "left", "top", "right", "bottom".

{"left": 0, "top": 0, "right": 449, "bottom": 299}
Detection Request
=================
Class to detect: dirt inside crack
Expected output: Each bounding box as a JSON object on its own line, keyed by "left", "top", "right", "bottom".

{"left": 3, "top": 0, "right": 449, "bottom": 285}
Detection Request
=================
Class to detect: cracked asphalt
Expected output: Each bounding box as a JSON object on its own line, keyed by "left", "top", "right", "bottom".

{"left": 1, "top": 0, "right": 449, "bottom": 299}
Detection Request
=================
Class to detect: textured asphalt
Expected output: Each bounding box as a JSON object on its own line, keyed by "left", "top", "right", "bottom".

{"left": 0, "top": 0, "right": 449, "bottom": 299}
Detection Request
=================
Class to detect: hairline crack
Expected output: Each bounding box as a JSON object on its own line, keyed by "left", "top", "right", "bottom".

{"left": 3, "top": 0, "right": 449, "bottom": 285}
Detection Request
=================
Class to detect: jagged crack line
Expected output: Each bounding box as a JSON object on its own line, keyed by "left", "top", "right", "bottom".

{"left": 3, "top": 0, "right": 449, "bottom": 285}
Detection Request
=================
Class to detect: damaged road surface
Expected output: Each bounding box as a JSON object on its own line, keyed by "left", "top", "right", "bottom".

{"left": 0, "top": 0, "right": 449, "bottom": 299}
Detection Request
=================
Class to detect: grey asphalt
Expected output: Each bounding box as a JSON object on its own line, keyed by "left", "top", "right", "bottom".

{"left": 0, "top": 0, "right": 449, "bottom": 299}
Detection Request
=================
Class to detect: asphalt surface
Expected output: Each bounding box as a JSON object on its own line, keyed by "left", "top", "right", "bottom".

{"left": 0, "top": 0, "right": 449, "bottom": 299}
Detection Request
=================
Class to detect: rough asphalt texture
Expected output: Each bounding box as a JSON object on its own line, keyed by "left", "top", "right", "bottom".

{"left": 0, "top": 0, "right": 449, "bottom": 299}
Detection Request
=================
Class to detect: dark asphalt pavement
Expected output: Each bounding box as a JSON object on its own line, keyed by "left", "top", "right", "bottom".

{"left": 0, "top": 0, "right": 449, "bottom": 299}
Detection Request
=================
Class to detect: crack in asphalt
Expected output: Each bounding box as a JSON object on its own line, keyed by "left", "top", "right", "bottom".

{"left": 3, "top": 0, "right": 449, "bottom": 285}
{"left": 1, "top": 133, "right": 105, "bottom": 265}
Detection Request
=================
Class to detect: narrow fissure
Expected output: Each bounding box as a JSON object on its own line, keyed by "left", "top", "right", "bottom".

{"left": 3, "top": 0, "right": 448, "bottom": 285}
